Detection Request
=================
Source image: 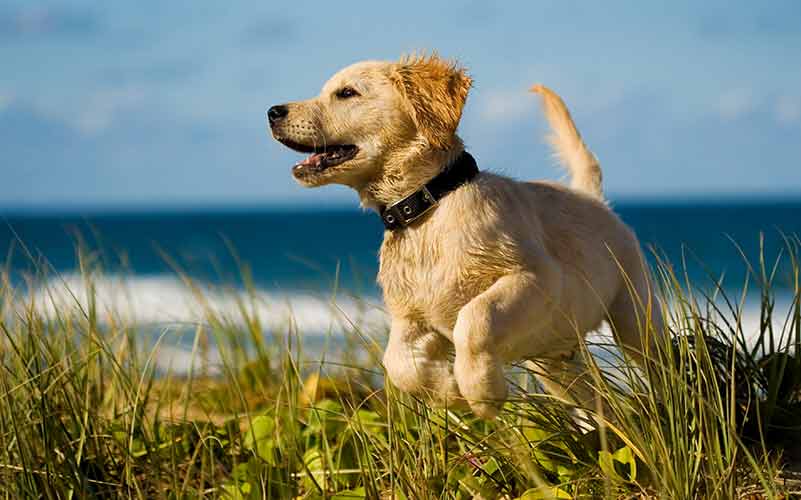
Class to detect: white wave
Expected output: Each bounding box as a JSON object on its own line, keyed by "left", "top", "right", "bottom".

{"left": 17, "top": 273, "right": 797, "bottom": 374}
{"left": 21, "top": 273, "right": 389, "bottom": 375}
{"left": 588, "top": 292, "right": 798, "bottom": 353}
{"left": 25, "top": 273, "right": 388, "bottom": 335}
{"left": 23, "top": 273, "right": 797, "bottom": 344}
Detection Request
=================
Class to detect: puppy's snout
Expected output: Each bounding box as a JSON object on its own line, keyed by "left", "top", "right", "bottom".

{"left": 267, "top": 105, "right": 288, "bottom": 126}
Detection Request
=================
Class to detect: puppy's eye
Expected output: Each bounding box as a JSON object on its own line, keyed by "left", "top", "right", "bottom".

{"left": 335, "top": 86, "right": 360, "bottom": 99}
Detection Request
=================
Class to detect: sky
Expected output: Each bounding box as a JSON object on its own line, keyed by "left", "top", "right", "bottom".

{"left": 1, "top": 0, "right": 800, "bottom": 210}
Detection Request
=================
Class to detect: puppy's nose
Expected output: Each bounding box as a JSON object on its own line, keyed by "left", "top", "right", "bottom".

{"left": 267, "top": 105, "right": 288, "bottom": 126}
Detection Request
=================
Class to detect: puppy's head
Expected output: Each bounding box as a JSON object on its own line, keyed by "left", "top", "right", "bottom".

{"left": 268, "top": 54, "right": 471, "bottom": 189}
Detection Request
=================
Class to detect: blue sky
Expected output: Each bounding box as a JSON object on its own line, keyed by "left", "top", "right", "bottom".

{"left": 2, "top": 1, "right": 800, "bottom": 210}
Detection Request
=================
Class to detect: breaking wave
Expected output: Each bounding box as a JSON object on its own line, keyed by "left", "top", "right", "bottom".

{"left": 17, "top": 273, "right": 795, "bottom": 374}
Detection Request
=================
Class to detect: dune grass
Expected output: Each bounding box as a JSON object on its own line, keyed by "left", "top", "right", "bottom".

{"left": 0, "top": 237, "right": 800, "bottom": 499}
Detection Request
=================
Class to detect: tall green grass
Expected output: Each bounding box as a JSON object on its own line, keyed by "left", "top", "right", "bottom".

{"left": 0, "top": 237, "right": 799, "bottom": 498}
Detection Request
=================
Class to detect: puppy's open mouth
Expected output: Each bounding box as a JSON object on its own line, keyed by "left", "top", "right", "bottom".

{"left": 278, "top": 138, "right": 359, "bottom": 176}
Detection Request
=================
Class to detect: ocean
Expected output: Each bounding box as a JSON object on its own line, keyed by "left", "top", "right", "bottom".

{"left": 2, "top": 200, "right": 800, "bottom": 371}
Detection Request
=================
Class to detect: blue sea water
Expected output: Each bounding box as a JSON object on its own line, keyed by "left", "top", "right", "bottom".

{"left": 3, "top": 201, "right": 799, "bottom": 371}
{"left": 3, "top": 200, "right": 800, "bottom": 294}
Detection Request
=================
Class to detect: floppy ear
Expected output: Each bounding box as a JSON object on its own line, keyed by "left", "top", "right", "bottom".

{"left": 391, "top": 54, "right": 472, "bottom": 149}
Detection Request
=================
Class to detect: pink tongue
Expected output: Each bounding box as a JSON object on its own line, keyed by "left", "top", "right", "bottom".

{"left": 299, "top": 153, "right": 323, "bottom": 167}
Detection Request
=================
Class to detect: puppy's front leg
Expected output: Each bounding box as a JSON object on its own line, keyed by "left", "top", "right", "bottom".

{"left": 453, "top": 272, "right": 555, "bottom": 419}
{"left": 382, "top": 318, "right": 464, "bottom": 408}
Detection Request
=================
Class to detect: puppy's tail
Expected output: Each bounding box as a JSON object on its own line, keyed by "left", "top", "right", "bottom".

{"left": 530, "top": 84, "right": 604, "bottom": 201}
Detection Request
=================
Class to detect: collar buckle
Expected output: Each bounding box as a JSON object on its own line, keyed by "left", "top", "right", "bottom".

{"left": 384, "top": 185, "right": 437, "bottom": 228}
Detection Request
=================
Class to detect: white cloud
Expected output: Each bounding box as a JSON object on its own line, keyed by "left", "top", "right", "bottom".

{"left": 73, "top": 87, "right": 145, "bottom": 135}
{"left": 775, "top": 94, "right": 801, "bottom": 124}
{"left": 715, "top": 88, "right": 756, "bottom": 120}
{"left": 714, "top": 89, "right": 801, "bottom": 124}
{"left": 477, "top": 89, "right": 535, "bottom": 122}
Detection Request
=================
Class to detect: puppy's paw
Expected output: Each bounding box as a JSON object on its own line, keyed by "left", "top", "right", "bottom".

{"left": 468, "top": 400, "right": 502, "bottom": 420}
{"left": 454, "top": 353, "right": 508, "bottom": 419}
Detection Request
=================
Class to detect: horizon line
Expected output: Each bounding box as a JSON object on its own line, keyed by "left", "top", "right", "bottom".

{"left": 2, "top": 192, "right": 801, "bottom": 217}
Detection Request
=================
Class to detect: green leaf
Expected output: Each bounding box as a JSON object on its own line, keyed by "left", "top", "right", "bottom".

{"left": 612, "top": 445, "right": 637, "bottom": 482}
{"left": 130, "top": 437, "right": 147, "bottom": 458}
{"left": 243, "top": 415, "right": 276, "bottom": 465}
{"left": 350, "top": 409, "right": 382, "bottom": 432}
{"left": 222, "top": 465, "right": 253, "bottom": 500}
{"left": 556, "top": 463, "right": 577, "bottom": 482}
{"left": 221, "top": 483, "right": 249, "bottom": 500}
{"left": 303, "top": 447, "right": 323, "bottom": 471}
{"left": 598, "top": 451, "right": 621, "bottom": 482}
{"left": 482, "top": 457, "right": 500, "bottom": 475}
{"left": 598, "top": 445, "right": 636, "bottom": 483}
{"left": 522, "top": 426, "right": 576, "bottom": 476}
{"left": 518, "top": 486, "right": 572, "bottom": 499}
{"left": 299, "top": 448, "right": 325, "bottom": 492}
{"left": 304, "top": 399, "right": 347, "bottom": 438}
{"left": 522, "top": 426, "right": 550, "bottom": 442}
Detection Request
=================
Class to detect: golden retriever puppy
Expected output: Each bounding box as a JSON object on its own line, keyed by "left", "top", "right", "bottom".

{"left": 267, "top": 54, "right": 663, "bottom": 419}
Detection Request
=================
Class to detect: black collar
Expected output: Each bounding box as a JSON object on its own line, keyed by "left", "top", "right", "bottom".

{"left": 379, "top": 151, "right": 479, "bottom": 231}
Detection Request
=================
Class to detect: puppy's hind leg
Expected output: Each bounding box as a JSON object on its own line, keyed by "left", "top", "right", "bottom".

{"left": 607, "top": 254, "right": 665, "bottom": 368}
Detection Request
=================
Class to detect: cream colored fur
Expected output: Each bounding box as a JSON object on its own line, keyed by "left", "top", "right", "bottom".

{"left": 269, "top": 54, "right": 663, "bottom": 419}
{"left": 530, "top": 84, "right": 603, "bottom": 201}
